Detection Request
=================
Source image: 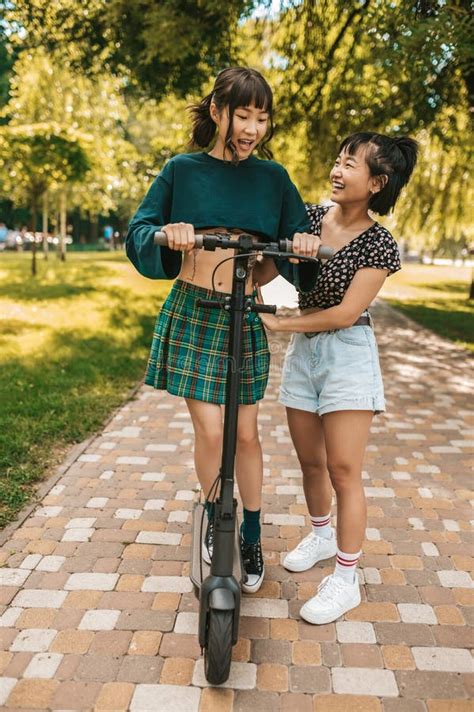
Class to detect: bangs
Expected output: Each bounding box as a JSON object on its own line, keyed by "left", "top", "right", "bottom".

{"left": 227, "top": 73, "right": 273, "bottom": 114}
{"left": 339, "top": 132, "right": 377, "bottom": 159}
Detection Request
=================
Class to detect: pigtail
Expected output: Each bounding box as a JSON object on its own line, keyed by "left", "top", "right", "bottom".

{"left": 393, "top": 137, "right": 419, "bottom": 185}
{"left": 189, "top": 93, "right": 216, "bottom": 148}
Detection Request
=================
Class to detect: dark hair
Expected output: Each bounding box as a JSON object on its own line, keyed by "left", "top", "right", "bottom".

{"left": 190, "top": 67, "right": 274, "bottom": 163}
{"left": 339, "top": 132, "right": 419, "bottom": 215}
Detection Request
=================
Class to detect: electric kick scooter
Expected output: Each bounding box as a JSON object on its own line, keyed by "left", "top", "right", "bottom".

{"left": 154, "top": 230, "right": 333, "bottom": 684}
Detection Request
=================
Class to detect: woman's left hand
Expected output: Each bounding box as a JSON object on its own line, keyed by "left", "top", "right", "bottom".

{"left": 255, "top": 285, "right": 282, "bottom": 331}
{"left": 290, "top": 232, "right": 321, "bottom": 263}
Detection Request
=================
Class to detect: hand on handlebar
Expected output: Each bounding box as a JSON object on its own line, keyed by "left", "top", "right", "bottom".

{"left": 255, "top": 285, "right": 280, "bottom": 331}
{"left": 289, "top": 232, "right": 321, "bottom": 264}
{"left": 162, "top": 223, "right": 196, "bottom": 252}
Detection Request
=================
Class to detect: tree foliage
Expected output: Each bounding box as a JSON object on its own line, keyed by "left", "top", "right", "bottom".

{"left": 1, "top": 0, "right": 472, "bottom": 254}
{"left": 5, "top": 0, "right": 261, "bottom": 98}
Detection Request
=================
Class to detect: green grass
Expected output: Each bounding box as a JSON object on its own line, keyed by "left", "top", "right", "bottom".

{"left": 380, "top": 264, "right": 474, "bottom": 351}
{"left": 0, "top": 251, "right": 171, "bottom": 527}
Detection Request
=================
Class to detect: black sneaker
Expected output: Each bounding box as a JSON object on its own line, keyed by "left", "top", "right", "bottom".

{"left": 202, "top": 514, "right": 214, "bottom": 565}
{"left": 240, "top": 535, "right": 265, "bottom": 593}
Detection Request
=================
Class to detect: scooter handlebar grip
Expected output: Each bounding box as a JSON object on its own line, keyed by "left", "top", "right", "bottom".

{"left": 279, "top": 240, "right": 334, "bottom": 260}
{"left": 154, "top": 231, "right": 203, "bottom": 248}
{"left": 253, "top": 304, "right": 277, "bottom": 314}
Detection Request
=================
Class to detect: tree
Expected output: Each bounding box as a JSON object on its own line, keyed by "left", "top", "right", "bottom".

{"left": 5, "top": 0, "right": 262, "bottom": 99}
{"left": 0, "top": 123, "right": 90, "bottom": 272}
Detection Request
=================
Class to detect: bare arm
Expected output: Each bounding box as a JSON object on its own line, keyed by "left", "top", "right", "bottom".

{"left": 259, "top": 267, "right": 389, "bottom": 332}
{"left": 253, "top": 257, "right": 279, "bottom": 286}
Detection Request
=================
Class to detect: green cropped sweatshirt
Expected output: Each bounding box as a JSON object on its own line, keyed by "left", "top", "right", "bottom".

{"left": 126, "top": 151, "right": 318, "bottom": 291}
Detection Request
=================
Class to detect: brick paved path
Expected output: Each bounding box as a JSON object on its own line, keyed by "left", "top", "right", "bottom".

{"left": 0, "top": 301, "right": 472, "bottom": 711}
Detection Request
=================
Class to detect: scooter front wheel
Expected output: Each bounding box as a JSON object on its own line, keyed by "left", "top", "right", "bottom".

{"left": 204, "top": 608, "right": 233, "bottom": 685}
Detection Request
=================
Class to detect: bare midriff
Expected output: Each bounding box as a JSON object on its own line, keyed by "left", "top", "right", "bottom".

{"left": 177, "top": 227, "right": 261, "bottom": 294}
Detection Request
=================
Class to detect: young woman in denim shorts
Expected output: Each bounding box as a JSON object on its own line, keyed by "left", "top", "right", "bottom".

{"left": 126, "top": 68, "right": 319, "bottom": 594}
{"left": 256, "top": 132, "right": 418, "bottom": 621}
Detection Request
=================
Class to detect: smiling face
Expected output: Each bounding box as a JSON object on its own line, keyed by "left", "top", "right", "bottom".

{"left": 210, "top": 102, "right": 269, "bottom": 161}
{"left": 330, "top": 146, "right": 385, "bottom": 207}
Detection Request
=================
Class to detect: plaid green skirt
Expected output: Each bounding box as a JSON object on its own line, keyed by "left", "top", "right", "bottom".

{"left": 145, "top": 280, "right": 270, "bottom": 404}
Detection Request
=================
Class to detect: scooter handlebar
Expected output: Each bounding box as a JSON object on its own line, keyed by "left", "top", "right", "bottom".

{"left": 153, "top": 231, "right": 334, "bottom": 260}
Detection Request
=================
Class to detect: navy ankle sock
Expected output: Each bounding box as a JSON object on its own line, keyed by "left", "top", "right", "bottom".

{"left": 241, "top": 508, "right": 261, "bottom": 544}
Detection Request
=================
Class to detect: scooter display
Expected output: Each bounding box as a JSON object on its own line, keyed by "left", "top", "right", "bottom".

{"left": 154, "top": 230, "right": 333, "bottom": 684}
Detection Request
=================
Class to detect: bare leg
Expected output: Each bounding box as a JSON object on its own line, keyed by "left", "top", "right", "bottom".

{"left": 235, "top": 403, "right": 263, "bottom": 511}
{"left": 185, "top": 398, "right": 222, "bottom": 499}
{"left": 286, "top": 407, "right": 332, "bottom": 516}
{"left": 322, "top": 410, "right": 373, "bottom": 553}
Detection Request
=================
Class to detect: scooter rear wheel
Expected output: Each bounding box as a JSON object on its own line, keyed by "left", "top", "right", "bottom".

{"left": 204, "top": 608, "right": 233, "bottom": 684}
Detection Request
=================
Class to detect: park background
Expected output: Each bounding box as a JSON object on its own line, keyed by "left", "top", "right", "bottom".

{"left": 0, "top": 0, "right": 472, "bottom": 525}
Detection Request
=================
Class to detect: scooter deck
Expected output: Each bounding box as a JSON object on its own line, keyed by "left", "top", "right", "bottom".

{"left": 190, "top": 502, "right": 244, "bottom": 590}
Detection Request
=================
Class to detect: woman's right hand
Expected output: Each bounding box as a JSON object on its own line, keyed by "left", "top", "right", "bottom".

{"left": 162, "top": 223, "right": 196, "bottom": 252}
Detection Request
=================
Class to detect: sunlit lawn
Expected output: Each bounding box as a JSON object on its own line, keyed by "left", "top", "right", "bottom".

{"left": 0, "top": 251, "right": 171, "bottom": 527}
{"left": 380, "top": 264, "right": 473, "bottom": 352}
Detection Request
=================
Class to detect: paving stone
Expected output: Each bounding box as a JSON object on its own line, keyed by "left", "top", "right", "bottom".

{"left": 411, "top": 646, "right": 473, "bottom": 673}
{"left": 0, "top": 569, "right": 31, "bottom": 587}
{"left": 251, "top": 639, "right": 292, "bottom": 665}
{"left": 12, "top": 589, "right": 67, "bottom": 609}
{"left": 198, "top": 687, "right": 234, "bottom": 712}
{"left": 0, "top": 679, "right": 17, "bottom": 708}
{"left": 51, "top": 680, "right": 102, "bottom": 709}
{"left": 315, "top": 695, "right": 382, "bottom": 711}
{"left": 193, "top": 659, "right": 257, "bottom": 689}
{"left": 289, "top": 665, "right": 331, "bottom": 693}
{"left": 160, "top": 656, "right": 195, "bottom": 685}
{"left": 136, "top": 531, "right": 182, "bottom": 545}
{"left": 76, "top": 654, "right": 121, "bottom": 682}
{"left": 426, "top": 702, "right": 473, "bottom": 712}
{"left": 396, "top": 671, "right": 467, "bottom": 699}
{"left": 78, "top": 609, "right": 120, "bottom": 630}
{"left": 332, "top": 667, "right": 398, "bottom": 697}
{"left": 336, "top": 621, "right": 376, "bottom": 643}
{"left": 398, "top": 604, "right": 437, "bottom": 624}
{"left": 240, "top": 597, "right": 288, "bottom": 618}
{"left": 437, "top": 570, "right": 473, "bottom": 588}
{"left": 10, "top": 629, "right": 58, "bottom": 652}
{"left": 131, "top": 683, "right": 200, "bottom": 711}
{"left": 65, "top": 517, "right": 97, "bottom": 529}
{"left": 115, "top": 654, "right": 163, "bottom": 684}
{"left": 65, "top": 573, "right": 119, "bottom": 590}
{"left": 0, "top": 608, "right": 22, "bottom": 627}
{"left": 256, "top": 662, "right": 288, "bottom": 691}
{"left": 23, "top": 652, "right": 63, "bottom": 678}
{"left": 94, "top": 681, "right": 134, "bottom": 711}
{"left": 129, "top": 631, "right": 162, "bottom": 656}
{"left": 6, "top": 678, "right": 59, "bottom": 708}
{"left": 341, "top": 643, "right": 383, "bottom": 668}
{"left": 142, "top": 575, "right": 193, "bottom": 593}
{"left": 20, "top": 554, "right": 43, "bottom": 569}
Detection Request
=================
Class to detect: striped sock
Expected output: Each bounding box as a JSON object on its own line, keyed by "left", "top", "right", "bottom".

{"left": 334, "top": 548, "right": 360, "bottom": 584}
{"left": 310, "top": 512, "right": 332, "bottom": 540}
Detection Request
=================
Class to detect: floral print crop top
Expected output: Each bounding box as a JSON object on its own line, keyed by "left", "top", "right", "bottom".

{"left": 298, "top": 204, "right": 401, "bottom": 311}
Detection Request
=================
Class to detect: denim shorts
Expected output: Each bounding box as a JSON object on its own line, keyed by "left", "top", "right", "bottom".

{"left": 279, "top": 323, "right": 385, "bottom": 416}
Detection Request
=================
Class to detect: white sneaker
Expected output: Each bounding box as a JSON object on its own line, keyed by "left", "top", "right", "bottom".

{"left": 201, "top": 517, "right": 214, "bottom": 566}
{"left": 300, "top": 573, "right": 361, "bottom": 624}
{"left": 283, "top": 530, "right": 337, "bottom": 572}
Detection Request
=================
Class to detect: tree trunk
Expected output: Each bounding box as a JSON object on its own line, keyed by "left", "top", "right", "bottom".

{"left": 59, "top": 191, "right": 67, "bottom": 262}
{"left": 30, "top": 198, "right": 38, "bottom": 277}
{"left": 42, "top": 191, "right": 49, "bottom": 260}
{"left": 469, "top": 273, "right": 474, "bottom": 301}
